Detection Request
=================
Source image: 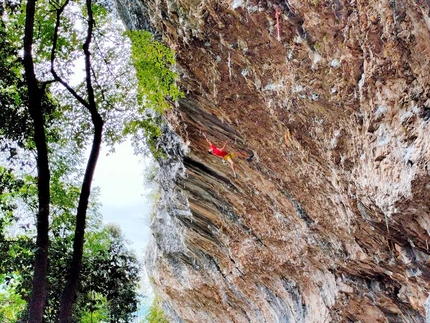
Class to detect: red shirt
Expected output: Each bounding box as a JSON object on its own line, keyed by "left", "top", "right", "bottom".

{"left": 211, "top": 144, "right": 227, "bottom": 157}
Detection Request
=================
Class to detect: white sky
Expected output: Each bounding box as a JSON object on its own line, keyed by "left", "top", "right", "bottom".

{"left": 93, "top": 140, "right": 153, "bottom": 254}
{"left": 92, "top": 140, "right": 155, "bottom": 310}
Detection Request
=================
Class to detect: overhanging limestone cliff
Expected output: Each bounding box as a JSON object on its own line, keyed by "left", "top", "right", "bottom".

{"left": 117, "top": 0, "right": 430, "bottom": 322}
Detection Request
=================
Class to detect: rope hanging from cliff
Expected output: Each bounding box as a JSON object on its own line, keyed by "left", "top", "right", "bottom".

{"left": 275, "top": 7, "right": 281, "bottom": 41}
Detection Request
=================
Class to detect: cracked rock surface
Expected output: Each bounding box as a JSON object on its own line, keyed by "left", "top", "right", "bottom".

{"left": 116, "top": 0, "right": 430, "bottom": 322}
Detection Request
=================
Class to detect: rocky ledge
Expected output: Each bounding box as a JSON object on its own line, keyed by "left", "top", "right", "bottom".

{"left": 117, "top": 0, "right": 430, "bottom": 322}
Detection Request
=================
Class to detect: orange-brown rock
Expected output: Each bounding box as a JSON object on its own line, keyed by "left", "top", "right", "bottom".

{"left": 117, "top": 0, "right": 430, "bottom": 322}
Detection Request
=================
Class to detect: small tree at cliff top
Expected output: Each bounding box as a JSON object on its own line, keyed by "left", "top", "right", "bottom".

{"left": 125, "top": 29, "right": 184, "bottom": 158}
{"left": 126, "top": 30, "right": 182, "bottom": 114}
{"left": 0, "top": 0, "right": 181, "bottom": 321}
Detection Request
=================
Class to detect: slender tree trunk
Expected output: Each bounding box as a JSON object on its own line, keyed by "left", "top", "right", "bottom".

{"left": 23, "top": 0, "right": 51, "bottom": 321}
{"left": 58, "top": 118, "right": 103, "bottom": 322}
{"left": 46, "top": 0, "right": 105, "bottom": 319}
{"left": 58, "top": 1, "right": 102, "bottom": 316}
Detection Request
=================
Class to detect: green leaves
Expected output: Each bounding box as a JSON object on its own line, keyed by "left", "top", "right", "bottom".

{"left": 126, "top": 30, "right": 183, "bottom": 114}
{"left": 0, "top": 16, "right": 31, "bottom": 147}
{"left": 1, "top": 0, "right": 174, "bottom": 320}
{"left": 124, "top": 115, "right": 166, "bottom": 159}
{"left": 122, "top": 30, "right": 184, "bottom": 159}
{"left": 0, "top": 276, "right": 27, "bottom": 323}
{"left": 0, "top": 167, "right": 25, "bottom": 232}
{"left": 145, "top": 297, "right": 170, "bottom": 323}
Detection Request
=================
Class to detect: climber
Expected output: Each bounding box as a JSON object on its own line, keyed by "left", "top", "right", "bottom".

{"left": 203, "top": 132, "right": 253, "bottom": 178}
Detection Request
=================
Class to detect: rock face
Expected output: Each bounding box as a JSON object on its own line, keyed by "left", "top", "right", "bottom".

{"left": 118, "top": 0, "right": 430, "bottom": 322}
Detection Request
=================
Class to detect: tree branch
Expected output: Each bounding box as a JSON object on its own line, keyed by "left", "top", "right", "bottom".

{"left": 82, "top": 0, "right": 100, "bottom": 123}
{"left": 50, "top": 0, "right": 91, "bottom": 110}
{"left": 59, "top": 0, "right": 104, "bottom": 320}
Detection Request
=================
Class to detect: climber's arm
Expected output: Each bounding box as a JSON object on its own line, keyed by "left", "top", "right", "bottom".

{"left": 203, "top": 133, "right": 212, "bottom": 146}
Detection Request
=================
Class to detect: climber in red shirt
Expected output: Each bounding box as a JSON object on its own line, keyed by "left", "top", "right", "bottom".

{"left": 204, "top": 133, "right": 253, "bottom": 178}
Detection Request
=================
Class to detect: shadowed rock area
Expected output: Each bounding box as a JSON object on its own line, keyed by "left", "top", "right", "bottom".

{"left": 116, "top": 0, "right": 430, "bottom": 322}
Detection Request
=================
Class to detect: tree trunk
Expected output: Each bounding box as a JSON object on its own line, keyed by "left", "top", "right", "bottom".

{"left": 23, "top": 0, "right": 51, "bottom": 322}
{"left": 51, "top": 0, "right": 104, "bottom": 320}
{"left": 59, "top": 1, "right": 102, "bottom": 312}
{"left": 58, "top": 117, "right": 103, "bottom": 322}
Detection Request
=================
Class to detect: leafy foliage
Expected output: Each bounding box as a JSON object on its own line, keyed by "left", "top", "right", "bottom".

{"left": 0, "top": 0, "right": 179, "bottom": 319}
{"left": 124, "top": 114, "right": 166, "bottom": 159}
{"left": 1, "top": 187, "right": 141, "bottom": 322}
{"left": 0, "top": 276, "right": 26, "bottom": 323}
{"left": 126, "top": 30, "right": 183, "bottom": 114}
{"left": 124, "top": 30, "right": 184, "bottom": 159}
{"left": 89, "top": 225, "right": 140, "bottom": 322}
{"left": 0, "top": 13, "right": 31, "bottom": 147}
{"left": 145, "top": 297, "right": 169, "bottom": 323}
{"left": 47, "top": 220, "right": 141, "bottom": 322}
{"left": 0, "top": 3, "right": 61, "bottom": 155}
{"left": 0, "top": 169, "right": 36, "bottom": 304}
{"left": 0, "top": 167, "right": 24, "bottom": 232}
